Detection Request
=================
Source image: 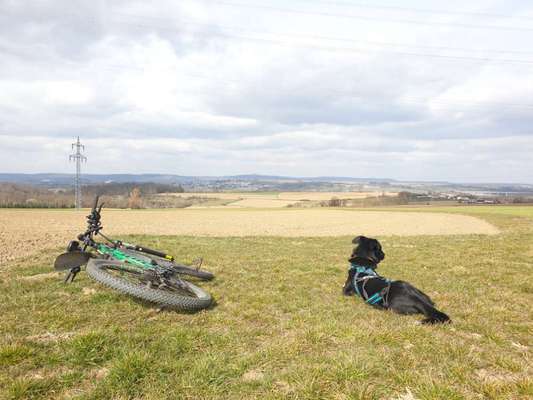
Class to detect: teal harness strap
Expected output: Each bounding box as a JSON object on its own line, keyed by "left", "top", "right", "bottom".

{"left": 366, "top": 292, "right": 383, "bottom": 305}
{"left": 352, "top": 266, "right": 365, "bottom": 297}
{"left": 350, "top": 263, "right": 391, "bottom": 307}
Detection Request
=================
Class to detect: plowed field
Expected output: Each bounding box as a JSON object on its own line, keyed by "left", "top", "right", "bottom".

{"left": 0, "top": 208, "right": 498, "bottom": 264}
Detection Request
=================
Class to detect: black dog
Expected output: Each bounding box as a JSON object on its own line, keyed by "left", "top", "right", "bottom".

{"left": 342, "top": 236, "right": 450, "bottom": 324}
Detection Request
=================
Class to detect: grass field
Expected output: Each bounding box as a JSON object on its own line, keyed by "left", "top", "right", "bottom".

{"left": 0, "top": 206, "right": 532, "bottom": 399}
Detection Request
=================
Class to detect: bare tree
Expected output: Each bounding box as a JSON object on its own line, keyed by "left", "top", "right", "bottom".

{"left": 128, "top": 187, "right": 143, "bottom": 209}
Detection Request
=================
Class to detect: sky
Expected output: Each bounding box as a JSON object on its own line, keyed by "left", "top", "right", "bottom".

{"left": 1, "top": 0, "right": 533, "bottom": 183}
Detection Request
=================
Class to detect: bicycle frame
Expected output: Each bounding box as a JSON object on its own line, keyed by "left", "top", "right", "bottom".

{"left": 96, "top": 243, "right": 156, "bottom": 272}
{"left": 94, "top": 243, "right": 175, "bottom": 272}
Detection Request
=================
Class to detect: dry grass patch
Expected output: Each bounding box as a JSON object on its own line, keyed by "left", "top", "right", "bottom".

{"left": 17, "top": 272, "right": 61, "bottom": 282}
{"left": 26, "top": 332, "right": 76, "bottom": 344}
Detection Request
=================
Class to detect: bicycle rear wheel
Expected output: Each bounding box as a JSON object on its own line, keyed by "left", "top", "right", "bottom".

{"left": 86, "top": 259, "right": 212, "bottom": 311}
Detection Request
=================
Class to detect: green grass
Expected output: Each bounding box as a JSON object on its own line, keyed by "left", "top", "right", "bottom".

{"left": 1, "top": 206, "right": 532, "bottom": 399}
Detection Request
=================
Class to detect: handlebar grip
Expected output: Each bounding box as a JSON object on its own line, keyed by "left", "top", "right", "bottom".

{"left": 133, "top": 245, "right": 174, "bottom": 261}
{"left": 92, "top": 195, "right": 100, "bottom": 212}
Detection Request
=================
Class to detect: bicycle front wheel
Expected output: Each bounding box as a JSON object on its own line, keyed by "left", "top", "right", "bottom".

{"left": 86, "top": 259, "right": 212, "bottom": 311}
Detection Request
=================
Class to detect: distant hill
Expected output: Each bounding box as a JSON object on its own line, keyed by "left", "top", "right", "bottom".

{"left": 0, "top": 173, "right": 397, "bottom": 186}
{"left": 0, "top": 173, "right": 532, "bottom": 194}
{"left": 0, "top": 173, "right": 194, "bottom": 186}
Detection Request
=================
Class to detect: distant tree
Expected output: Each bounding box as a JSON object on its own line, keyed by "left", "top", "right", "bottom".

{"left": 328, "top": 197, "right": 342, "bottom": 207}
{"left": 128, "top": 187, "right": 143, "bottom": 209}
{"left": 397, "top": 191, "right": 410, "bottom": 204}
{"left": 512, "top": 196, "right": 528, "bottom": 204}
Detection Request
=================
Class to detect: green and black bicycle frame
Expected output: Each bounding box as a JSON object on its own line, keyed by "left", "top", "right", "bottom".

{"left": 97, "top": 244, "right": 157, "bottom": 272}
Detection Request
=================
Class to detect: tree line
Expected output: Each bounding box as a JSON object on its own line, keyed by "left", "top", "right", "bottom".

{"left": 0, "top": 182, "right": 184, "bottom": 208}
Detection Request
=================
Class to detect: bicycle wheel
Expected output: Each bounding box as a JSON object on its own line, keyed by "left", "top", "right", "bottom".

{"left": 86, "top": 259, "right": 212, "bottom": 311}
{"left": 171, "top": 263, "right": 215, "bottom": 281}
{"left": 118, "top": 249, "right": 214, "bottom": 281}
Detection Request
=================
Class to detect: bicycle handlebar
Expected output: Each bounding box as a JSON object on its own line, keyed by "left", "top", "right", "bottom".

{"left": 82, "top": 195, "right": 104, "bottom": 241}
{"left": 92, "top": 195, "right": 100, "bottom": 213}
{"left": 80, "top": 196, "right": 175, "bottom": 261}
{"left": 123, "top": 243, "right": 174, "bottom": 261}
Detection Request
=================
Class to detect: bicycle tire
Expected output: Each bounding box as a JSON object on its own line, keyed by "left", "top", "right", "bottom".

{"left": 86, "top": 259, "right": 212, "bottom": 311}
{"left": 172, "top": 263, "right": 215, "bottom": 281}
{"left": 119, "top": 249, "right": 214, "bottom": 281}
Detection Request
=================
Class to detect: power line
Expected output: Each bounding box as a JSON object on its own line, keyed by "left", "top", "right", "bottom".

{"left": 110, "top": 13, "right": 533, "bottom": 65}
{"left": 5, "top": 10, "right": 533, "bottom": 64}
{"left": 298, "top": 0, "right": 533, "bottom": 21}
{"left": 114, "top": 12, "right": 533, "bottom": 56}
{"left": 203, "top": 0, "right": 533, "bottom": 32}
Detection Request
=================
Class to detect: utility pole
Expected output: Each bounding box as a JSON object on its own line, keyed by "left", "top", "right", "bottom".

{"left": 69, "top": 137, "right": 87, "bottom": 209}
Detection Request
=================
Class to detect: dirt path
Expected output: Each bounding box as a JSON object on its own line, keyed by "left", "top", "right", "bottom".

{"left": 0, "top": 208, "right": 498, "bottom": 264}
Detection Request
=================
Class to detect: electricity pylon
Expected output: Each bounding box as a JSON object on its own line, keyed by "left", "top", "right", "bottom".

{"left": 69, "top": 137, "right": 87, "bottom": 209}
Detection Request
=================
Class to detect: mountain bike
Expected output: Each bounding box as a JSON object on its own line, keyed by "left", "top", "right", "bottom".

{"left": 54, "top": 196, "right": 214, "bottom": 311}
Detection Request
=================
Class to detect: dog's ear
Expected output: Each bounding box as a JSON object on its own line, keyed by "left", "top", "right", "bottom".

{"left": 352, "top": 235, "right": 366, "bottom": 244}
{"left": 351, "top": 236, "right": 384, "bottom": 264}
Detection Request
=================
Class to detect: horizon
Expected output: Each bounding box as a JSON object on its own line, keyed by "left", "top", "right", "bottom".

{"left": 1, "top": 171, "right": 532, "bottom": 186}
{"left": 1, "top": 1, "right": 533, "bottom": 183}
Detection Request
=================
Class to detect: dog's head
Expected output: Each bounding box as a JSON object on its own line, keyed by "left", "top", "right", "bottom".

{"left": 350, "top": 236, "right": 385, "bottom": 264}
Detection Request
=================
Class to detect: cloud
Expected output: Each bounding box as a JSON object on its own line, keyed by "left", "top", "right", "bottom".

{"left": 0, "top": 0, "right": 533, "bottom": 182}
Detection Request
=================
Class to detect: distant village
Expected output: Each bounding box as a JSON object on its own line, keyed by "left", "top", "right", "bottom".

{"left": 182, "top": 178, "right": 529, "bottom": 204}
{"left": 409, "top": 192, "right": 501, "bottom": 204}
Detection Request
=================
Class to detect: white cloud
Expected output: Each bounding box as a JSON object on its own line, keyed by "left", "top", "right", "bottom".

{"left": 0, "top": 0, "right": 532, "bottom": 182}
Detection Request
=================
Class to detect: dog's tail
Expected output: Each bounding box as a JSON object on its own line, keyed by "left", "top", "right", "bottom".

{"left": 411, "top": 287, "right": 450, "bottom": 324}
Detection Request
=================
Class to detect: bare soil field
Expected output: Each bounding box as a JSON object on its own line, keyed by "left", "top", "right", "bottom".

{"left": 166, "top": 191, "right": 398, "bottom": 208}
{"left": 0, "top": 208, "right": 498, "bottom": 264}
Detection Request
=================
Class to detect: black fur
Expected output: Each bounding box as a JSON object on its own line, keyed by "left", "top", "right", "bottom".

{"left": 343, "top": 236, "right": 451, "bottom": 324}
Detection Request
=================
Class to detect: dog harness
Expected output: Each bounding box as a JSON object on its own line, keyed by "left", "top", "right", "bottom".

{"left": 350, "top": 263, "right": 393, "bottom": 308}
